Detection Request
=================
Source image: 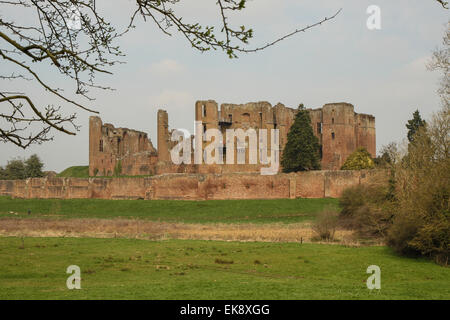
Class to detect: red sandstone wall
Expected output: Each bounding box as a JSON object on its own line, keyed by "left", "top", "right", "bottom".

{"left": 89, "top": 116, "right": 158, "bottom": 177}
{"left": 295, "top": 171, "right": 327, "bottom": 198}
{"left": 355, "top": 114, "right": 376, "bottom": 158}
{"left": 0, "top": 170, "right": 386, "bottom": 201}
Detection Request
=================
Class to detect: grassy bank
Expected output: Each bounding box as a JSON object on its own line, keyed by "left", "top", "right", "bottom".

{"left": 56, "top": 166, "right": 153, "bottom": 178}
{"left": 0, "top": 237, "right": 448, "bottom": 299}
{"left": 0, "top": 197, "right": 338, "bottom": 224}
{"left": 56, "top": 166, "right": 89, "bottom": 178}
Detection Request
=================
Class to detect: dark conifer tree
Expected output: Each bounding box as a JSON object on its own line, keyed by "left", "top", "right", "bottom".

{"left": 406, "top": 110, "right": 426, "bottom": 143}
{"left": 281, "top": 105, "right": 321, "bottom": 172}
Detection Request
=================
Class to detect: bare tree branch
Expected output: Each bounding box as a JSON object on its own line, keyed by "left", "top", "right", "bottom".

{"left": 0, "top": 0, "right": 342, "bottom": 148}
{"left": 436, "top": 0, "right": 449, "bottom": 9}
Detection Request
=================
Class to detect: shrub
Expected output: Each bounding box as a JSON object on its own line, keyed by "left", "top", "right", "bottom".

{"left": 341, "top": 147, "right": 375, "bottom": 170}
{"left": 312, "top": 209, "right": 339, "bottom": 241}
{"left": 388, "top": 213, "right": 449, "bottom": 264}
{"left": 339, "top": 184, "right": 394, "bottom": 238}
{"left": 408, "top": 218, "right": 450, "bottom": 265}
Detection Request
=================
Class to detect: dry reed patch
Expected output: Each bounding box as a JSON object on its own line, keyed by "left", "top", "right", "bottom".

{"left": 0, "top": 218, "right": 354, "bottom": 243}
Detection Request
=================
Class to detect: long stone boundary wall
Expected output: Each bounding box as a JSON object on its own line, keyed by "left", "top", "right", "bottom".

{"left": 0, "top": 170, "right": 386, "bottom": 200}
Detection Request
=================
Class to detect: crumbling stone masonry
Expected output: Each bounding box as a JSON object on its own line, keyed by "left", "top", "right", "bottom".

{"left": 89, "top": 100, "right": 375, "bottom": 176}
{"left": 89, "top": 117, "right": 158, "bottom": 176}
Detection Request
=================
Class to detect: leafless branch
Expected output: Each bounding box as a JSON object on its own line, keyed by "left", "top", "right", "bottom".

{"left": 0, "top": 0, "right": 341, "bottom": 148}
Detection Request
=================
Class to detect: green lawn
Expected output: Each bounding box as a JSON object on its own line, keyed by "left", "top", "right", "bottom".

{"left": 0, "top": 237, "right": 448, "bottom": 299}
{"left": 0, "top": 197, "right": 338, "bottom": 224}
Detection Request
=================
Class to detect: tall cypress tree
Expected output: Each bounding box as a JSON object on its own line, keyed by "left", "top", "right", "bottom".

{"left": 281, "top": 105, "right": 321, "bottom": 172}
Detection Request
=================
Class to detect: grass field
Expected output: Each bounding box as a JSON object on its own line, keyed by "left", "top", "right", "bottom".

{"left": 1, "top": 197, "right": 447, "bottom": 300}
{"left": 0, "top": 196, "right": 339, "bottom": 224}
{"left": 0, "top": 237, "right": 448, "bottom": 300}
{"left": 56, "top": 166, "right": 89, "bottom": 178}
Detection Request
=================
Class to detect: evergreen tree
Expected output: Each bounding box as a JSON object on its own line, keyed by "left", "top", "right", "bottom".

{"left": 406, "top": 110, "right": 426, "bottom": 142}
{"left": 281, "top": 105, "right": 321, "bottom": 172}
{"left": 25, "top": 154, "right": 44, "bottom": 178}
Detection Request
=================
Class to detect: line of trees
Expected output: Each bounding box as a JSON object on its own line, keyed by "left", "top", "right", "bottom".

{"left": 339, "top": 23, "right": 449, "bottom": 265}
{"left": 339, "top": 103, "right": 449, "bottom": 265}
{"left": 0, "top": 154, "right": 44, "bottom": 180}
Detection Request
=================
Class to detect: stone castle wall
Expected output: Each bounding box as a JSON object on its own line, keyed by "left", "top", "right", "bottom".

{"left": 0, "top": 170, "right": 385, "bottom": 201}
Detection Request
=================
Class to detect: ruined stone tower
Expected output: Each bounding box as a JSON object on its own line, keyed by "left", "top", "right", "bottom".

{"left": 157, "top": 110, "right": 170, "bottom": 162}
{"left": 317, "top": 103, "right": 376, "bottom": 169}
{"left": 89, "top": 116, "right": 158, "bottom": 176}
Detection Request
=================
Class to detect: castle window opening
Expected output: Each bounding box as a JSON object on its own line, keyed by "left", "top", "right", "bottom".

{"left": 317, "top": 122, "right": 322, "bottom": 134}
{"left": 202, "top": 104, "right": 206, "bottom": 117}
{"left": 99, "top": 139, "right": 103, "bottom": 152}
{"left": 332, "top": 118, "right": 335, "bottom": 124}
{"left": 332, "top": 132, "right": 335, "bottom": 140}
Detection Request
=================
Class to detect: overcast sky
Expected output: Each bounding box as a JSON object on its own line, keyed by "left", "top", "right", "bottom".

{"left": 0, "top": 0, "right": 448, "bottom": 172}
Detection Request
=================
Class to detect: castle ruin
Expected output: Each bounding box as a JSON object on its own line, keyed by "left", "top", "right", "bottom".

{"left": 89, "top": 100, "right": 375, "bottom": 176}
